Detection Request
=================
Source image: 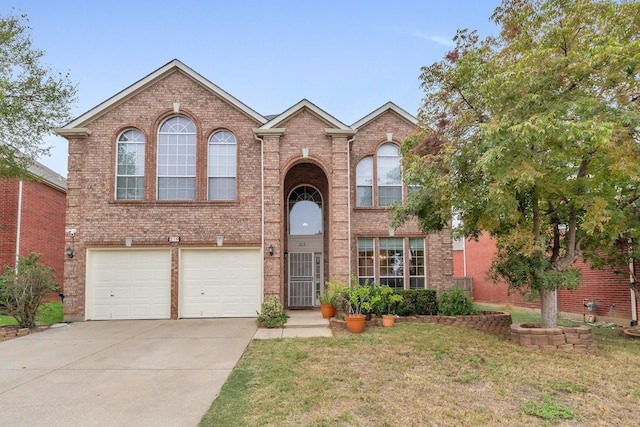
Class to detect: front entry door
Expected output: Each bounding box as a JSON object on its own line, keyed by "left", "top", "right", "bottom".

{"left": 288, "top": 252, "right": 314, "bottom": 307}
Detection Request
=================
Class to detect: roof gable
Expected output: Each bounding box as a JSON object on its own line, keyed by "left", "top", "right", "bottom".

{"left": 58, "top": 59, "right": 267, "bottom": 132}
{"left": 351, "top": 102, "right": 417, "bottom": 130}
{"left": 259, "top": 99, "right": 350, "bottom": 131}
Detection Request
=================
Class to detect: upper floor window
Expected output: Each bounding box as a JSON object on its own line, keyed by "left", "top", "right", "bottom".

{"left": 377, "top": 143, "right": 402, "bottom": 206}
{"left": 208, "top": 130, "right": 236, "bottom": 200}
{"left": 157, "top": 116, "right": 196, "bottom": 200}
{"left": 289, "top": 186, "right": 323, "bottom": 235}
{"left": 356, "top": 156, "right": 373, "bottom": 207}
{"left": 355, "top": 143, "right": 402, "bottom": 207}
{"left": 116, "top": 129, "right": 145, "bottom": 200}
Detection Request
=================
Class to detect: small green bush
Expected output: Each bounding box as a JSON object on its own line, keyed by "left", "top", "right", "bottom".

{"left": 0, "top": 253, "right": 60, "bottom": 329}
{"left": 438, "top": 287, "right": 475, "bottom": 316}
{"left": 256, "top": 296, "right": 288, "bottom": 328}
{"left": 395, "top": 289, "right": 438, "bottom": 316}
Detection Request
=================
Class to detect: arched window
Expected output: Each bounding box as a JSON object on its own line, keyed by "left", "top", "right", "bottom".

{"left": 157, "top": 116, "right": 196, "bottom": 200}
{"left": 289, "top": 186, "right": 322, "bottom": 235}
{"left": 116, "top": 129, "right": 145, "bottom": 200}
{"left": 208, "top": 130, "right": 236, "bottom": 200}
{"left": 356, "top": 156, "right": 373, "bottom": 207}
{"left": 377, "top": 143, "right": 402, "bottom": 206}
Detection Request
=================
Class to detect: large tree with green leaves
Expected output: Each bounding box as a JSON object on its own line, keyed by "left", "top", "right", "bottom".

{"left": 0, "top": 11, "right": 76, "bottom": 179}
{"left": 393, "top": 0, "right": 640, "bottom": 327}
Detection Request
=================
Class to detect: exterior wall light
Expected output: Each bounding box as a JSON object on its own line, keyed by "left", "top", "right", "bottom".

{"left": 125, "top": 237, "right": 133, "bottom": 247}
{"left": 268, "top": 244, "right": 275, "bottom": 256}
{"left": 66, "top": 246, "right": 74, "bottom": 258}
{"left": 216, "top": 236, "right": 224, "bottom": 246}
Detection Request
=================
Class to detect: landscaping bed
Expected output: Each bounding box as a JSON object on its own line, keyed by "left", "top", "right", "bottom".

{"left": 510, "top": 322, "right": 597, "bottom": 352}
{"left": 330, "top": 311, "right": 512, "bottom": 334}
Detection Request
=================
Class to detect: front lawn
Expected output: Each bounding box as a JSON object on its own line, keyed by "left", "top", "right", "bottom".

{"left": 0, "top": 302, "right": 63, "bottom": 326}
{"left": 201, "top": 309, "right": 640, "bottom": 426}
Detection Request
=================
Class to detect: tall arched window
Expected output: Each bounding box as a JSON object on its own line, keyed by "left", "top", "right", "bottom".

{"left": 356, "top": 156, "right": 373, "bottom": 207}
{"left": 208, "top": 130, "right": 236, "bottom": 200}
{"left": 377, "top": 143, "right": 402, "bottom": 206}
{"left": 289, "top": 186, "right": 322, "bottom": 235}
{"left": 157, "top": 116, "right": 196, "bottom": 200}
{"left": 116, "top": 129, "right": 145, "bottom": 200}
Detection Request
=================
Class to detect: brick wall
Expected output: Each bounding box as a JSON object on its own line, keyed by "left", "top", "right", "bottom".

{"left": 0, "top": 178, "right": 65, "bottom": 290}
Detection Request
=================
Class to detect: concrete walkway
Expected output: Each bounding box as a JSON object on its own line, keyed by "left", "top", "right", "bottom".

{"left": 253, "top": 309, "right": 333, "bottom": 339}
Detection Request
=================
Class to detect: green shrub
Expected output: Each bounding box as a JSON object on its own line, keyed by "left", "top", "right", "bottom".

{"left": 438, "top": 287, "right": 475, "bottom": 316}
{"left": 256, "top": 296, "right": 288, "bottom": 328}
{"left": 394, "top": 289, "right": 438, "bottom": 316}
{"left": 0, "top": 253, "right": 60, "bottom": 329}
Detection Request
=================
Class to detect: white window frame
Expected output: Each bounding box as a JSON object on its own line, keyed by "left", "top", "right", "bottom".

{"left": 208, "top": 130, "right": 237, "bottom": 200}
{"left": 157, "top": 116, "right": 196, "bottom": 200}
{"left": 376, "top": 143, "right": 402, "bottom": 207}
{"left": 357, "top": 238, "right": 375, "bottom": 285}
{"left": 115, "top": 129, "right": 145, "bottom": 200}
{"left": 409, "top": 238, "right": 426, "bottom": 289}
{"left": 356, "top": 156, "right": 373, "bottom": 207}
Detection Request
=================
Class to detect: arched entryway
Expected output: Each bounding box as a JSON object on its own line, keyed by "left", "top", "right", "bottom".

{"left": 284, "top": 163, "right": 329, "bottom": 308}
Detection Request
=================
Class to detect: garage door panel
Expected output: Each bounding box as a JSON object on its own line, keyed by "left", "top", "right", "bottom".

{"left": 89, "top": 250, "right": 171, "bottom": 320}
{"left": 181, "top": 249, "right": 260, "bottom": 318}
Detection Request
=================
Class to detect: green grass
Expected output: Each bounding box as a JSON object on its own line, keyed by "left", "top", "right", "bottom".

{"left": 0, "top": 302, "right": 63, "bottom": 326}
{"left": 200, "top": 306, "right": 640, "bottom": 427}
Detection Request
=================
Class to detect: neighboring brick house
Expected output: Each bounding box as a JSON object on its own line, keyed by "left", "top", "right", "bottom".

{"left": 55, "top": 59, "right": 453, "bottom": 321}
{"left": 454, "top": 233, "right": 640, "bottom": 325}
{"left": 0, "top": 160, "right": 67, "bottom": 289}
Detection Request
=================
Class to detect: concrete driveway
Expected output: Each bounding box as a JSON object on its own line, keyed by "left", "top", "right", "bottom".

{"left": 0, "top": 319, "right": 257, "bottom": 427}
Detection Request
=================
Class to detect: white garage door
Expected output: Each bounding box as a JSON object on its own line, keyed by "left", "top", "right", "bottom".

{"left": 88, "top": 250, "right": 171, "bottom": 320}
{"left": 180, "top": 248, "right": 261, "bottom": 318}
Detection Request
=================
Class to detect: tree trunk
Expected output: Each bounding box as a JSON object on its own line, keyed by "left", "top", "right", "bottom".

{"left": 540, "top": 288, "right": 557, "bottom": 328}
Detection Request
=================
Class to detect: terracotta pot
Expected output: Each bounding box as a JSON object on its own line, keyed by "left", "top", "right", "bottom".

{"left": 382, "top": 314, "right": 396, "bottom": 328}
{"left": 345, "top": 314, "right": 366, "bottom": 333}
{"left": 320, "top": 303, "right": 336, "bottom": 319}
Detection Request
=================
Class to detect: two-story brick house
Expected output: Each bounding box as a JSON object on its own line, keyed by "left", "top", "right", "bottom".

{"left": 55, "top": 59, "right": 453, "bottom": 321}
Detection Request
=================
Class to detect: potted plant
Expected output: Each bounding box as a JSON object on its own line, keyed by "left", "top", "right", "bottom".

{"left": 318, "top": 286, "right": 338, "bottom": 319}
{"left": 380, "top": 286, "right": 403, "bottom": 328}
{"left": 344, "top": 275, "right": 372, "bottom": 333}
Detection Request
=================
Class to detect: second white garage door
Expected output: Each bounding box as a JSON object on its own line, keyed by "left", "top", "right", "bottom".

{"left": 180, "top": 248, "right": 261, "bottom": 318}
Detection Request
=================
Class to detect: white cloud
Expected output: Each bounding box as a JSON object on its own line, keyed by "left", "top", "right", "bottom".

{"left": 411, "top": 30, "right": 455, "bottom": 47}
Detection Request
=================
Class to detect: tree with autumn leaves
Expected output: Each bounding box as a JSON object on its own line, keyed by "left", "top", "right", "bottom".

{"left": 393, "top": 0, "right": 640, "bottom": 327}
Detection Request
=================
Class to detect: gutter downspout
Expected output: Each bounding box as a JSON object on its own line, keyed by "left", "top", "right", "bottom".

{"left": 254, "top": 133, "right": 265, "bottom": 302}
{"left": 15, "top": 180, "right": 23, "bottom": 271}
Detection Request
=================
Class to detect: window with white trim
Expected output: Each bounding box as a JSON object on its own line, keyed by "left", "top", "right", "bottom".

{"left": 116, "top": 129, "right": 145, "bottom": 200}
{"left": 157, "top": 116, "right": 196, "bottom": 200}
{"left": 379, "top": 237, "right": 404, "bottom": 289}
{"left": 357, "top": 238, "right": 375, "bottom": 285}
{"left": 208, "top": 130, "right": 236, "bottom": 200}
{"left": 409, "top": 238, "right": 426, "bottom": 289}
{"left": 356, "top": 156, "right": 373, "bottom": 207}
{"left": 357, "top": 237, "right": 427, "bottom": 289}
{"left": 377, "top": 143, "right": 402, "bottom": 206}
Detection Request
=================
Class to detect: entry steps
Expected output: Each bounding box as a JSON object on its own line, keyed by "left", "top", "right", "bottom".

{"left": 253, "top": 309, "right": 332, "bottom": 339}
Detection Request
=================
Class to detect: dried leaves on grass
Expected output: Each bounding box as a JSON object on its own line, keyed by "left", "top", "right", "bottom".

{"left": 201, "top": 323, "right": 640, "bottom": 427}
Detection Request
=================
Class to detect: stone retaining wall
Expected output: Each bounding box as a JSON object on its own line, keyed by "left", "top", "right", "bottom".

{"left": 330, "top": 311, "right": 512, "bottom": 334}
{"left": 510, "top": 323, "right": 597, "bottom": 352}
{"left": 0, "top": 325, "right": 50, "bottom": 341}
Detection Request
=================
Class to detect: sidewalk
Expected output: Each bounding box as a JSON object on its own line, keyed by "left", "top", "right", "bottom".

{"left": 253, "top": 309, "right": 332, "bottom": 339}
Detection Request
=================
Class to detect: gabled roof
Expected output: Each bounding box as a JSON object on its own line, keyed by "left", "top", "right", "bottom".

{"left": 351, "top": 102, "right": 417, "bottom": 130}
{"left": 28, "top": 159, "right": 67, "bottom": 192}
{"left": 57, "top": 59, "right": 267, "bottom": 134}
{"left": 259, "top": 99, "right": 351, "bottom": 131}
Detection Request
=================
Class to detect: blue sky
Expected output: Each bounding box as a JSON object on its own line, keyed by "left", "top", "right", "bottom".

{"left": 3, "top": 0, "right": 501, "bottom": 176}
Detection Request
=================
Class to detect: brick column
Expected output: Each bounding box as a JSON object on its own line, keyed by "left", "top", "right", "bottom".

{"left": 326, "top": 130, "right": 356, "bottom": 282}
{"left": 255, "top": 129, "right": 285, "bottom": 303}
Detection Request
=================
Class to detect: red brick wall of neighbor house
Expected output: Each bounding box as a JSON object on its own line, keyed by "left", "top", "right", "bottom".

{"left": 455, "top": 232, "right": 640, "bottom": 323}
{"left": 19, "top": 180, "right": 66, "bottom": 289}
{"left": 350, "top": 111, "right": 453, "bottom": 290}
{"left": 0, "top": 178, "right": 65, "bottom": 289}
{"left": 0, "top": 179, "right": 19, "bottom": 271}
{"left": 63, "top": 70, "right": 264, "bottom": 319}
{"left": 453, "top": 250, "right": 464, "bottom": 277}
